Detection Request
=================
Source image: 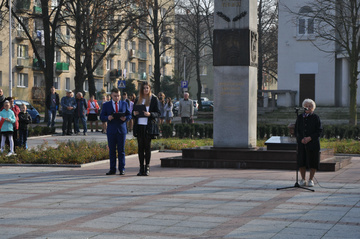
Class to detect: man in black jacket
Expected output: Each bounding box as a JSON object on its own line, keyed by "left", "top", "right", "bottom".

{"left": 45, "top": 86, "right": 59, "bottom": 129}
{"left": 0, "top": 89, "right": 6, "bottom": 110}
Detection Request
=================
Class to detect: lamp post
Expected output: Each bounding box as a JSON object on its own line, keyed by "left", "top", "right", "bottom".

{"left": 183, "top": 54, "right": 186, "bottom": 93}
{"left": 9, "top": 0, "right": 12, "bottom": 97}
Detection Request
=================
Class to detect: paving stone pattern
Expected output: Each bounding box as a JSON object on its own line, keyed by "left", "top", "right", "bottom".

{"left": 0, "top": 152, "right": 360, "bottom": 239}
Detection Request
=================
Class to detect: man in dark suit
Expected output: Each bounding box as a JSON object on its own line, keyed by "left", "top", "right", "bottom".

{"left": 100, "top": 88, "right": 131, "bottom": 175}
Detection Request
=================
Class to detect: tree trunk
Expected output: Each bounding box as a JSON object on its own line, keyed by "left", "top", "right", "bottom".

{"left": 153, "top": 0, "right": 161, "bottom": 95}
{"left": 349, "top": 60, "right": 358, "bottom": 125}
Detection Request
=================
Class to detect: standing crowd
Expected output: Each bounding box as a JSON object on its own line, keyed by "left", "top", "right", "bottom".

{"left": 0, "top": 88, "right": 32, "bottom": 156}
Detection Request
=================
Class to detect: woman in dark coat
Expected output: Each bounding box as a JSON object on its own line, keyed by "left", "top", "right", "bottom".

{"left": 132, "top": 82, "right": 160, "bottom": 176}
{"left": 295, "top": 98, "right": 323, "bottom": 187}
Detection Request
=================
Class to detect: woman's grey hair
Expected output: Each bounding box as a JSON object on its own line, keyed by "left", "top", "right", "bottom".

{"left": 302, "top": 98, "right": 316, "bottom": 110}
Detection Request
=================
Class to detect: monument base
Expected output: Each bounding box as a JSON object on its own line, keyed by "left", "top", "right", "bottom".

{"left": 160, "top": 146, "right": 351, "bottom": 172}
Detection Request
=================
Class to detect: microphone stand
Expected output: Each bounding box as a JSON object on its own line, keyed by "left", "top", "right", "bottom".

{"left": 277, "top": 107, "right": 314, "bottom": 192}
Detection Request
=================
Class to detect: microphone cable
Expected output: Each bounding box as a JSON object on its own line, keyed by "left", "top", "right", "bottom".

{"left": 313, "top": 176, "right": 359, "bottom": 190}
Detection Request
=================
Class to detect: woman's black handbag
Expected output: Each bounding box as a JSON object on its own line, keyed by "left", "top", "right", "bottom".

{"left": 146, "top": 119, "right": 159, "bottom": 138}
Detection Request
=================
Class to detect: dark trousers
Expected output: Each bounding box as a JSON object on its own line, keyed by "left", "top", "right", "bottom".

{"left": 137, "top": 125, "right": 152, "bottom": 166}
{"left": 107, "top": 132, "right": 126, "bottom": 172}
{"left": 181, "top": 117, "right": 191, "bottom": 124}
{"left": 48, "top": 107, "right": 57, "bottom": 127}
{"left": 18, "top": 129, "right": 28, "bottom": 148}
{"left": 74, "top": 115, "right": 87, "bottom": 133}
{"left": 62, "top": 114, "right": 73, "bottom": 134}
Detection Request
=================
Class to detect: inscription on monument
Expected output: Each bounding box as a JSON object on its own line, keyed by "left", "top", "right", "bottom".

{"left": 221, "top": 0, "right": 241, "bottom": 8}
{"left": 219, "top": 82, "right": 243, "bottom": 96}
{"left": 213, "top": 29, "right": 258, "bottom": 67}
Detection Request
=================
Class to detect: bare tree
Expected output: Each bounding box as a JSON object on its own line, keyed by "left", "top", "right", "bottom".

{"left": 175, "top": 0, "right": 213, "bottom": 110}
{"left": 258, "top": 0, "right": 278, "bottom": 93}
{"left": 2, "top": 0, "right": 65, "bottom": 122}
{"left": 134, "top": 0, "right": 177, "bottom": 95}
{"left": 286, "top": 0, "right": 360, "bottom": 125}
{"left": 59, "top": 0, "right": 143, "bottom": 97}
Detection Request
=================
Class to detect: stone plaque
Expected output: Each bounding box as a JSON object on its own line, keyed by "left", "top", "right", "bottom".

{"left": 213, "top": 29, "right": 257, "bottom": 67}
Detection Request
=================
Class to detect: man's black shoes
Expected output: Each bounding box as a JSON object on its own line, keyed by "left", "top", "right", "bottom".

{"left": 119, "top": 170, "right": 125, "bottom": 175}
{"left": 106, "top": 171, "right": 116, "bottom": 175}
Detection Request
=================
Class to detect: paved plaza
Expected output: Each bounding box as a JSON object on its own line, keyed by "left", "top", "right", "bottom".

{"left": 0, "top": 147, "right": 360, "bottom": 239}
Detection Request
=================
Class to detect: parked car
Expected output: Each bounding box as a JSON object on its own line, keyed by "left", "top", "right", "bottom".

{"left": 201, "top": 97, "right": 209, "bottom": 102}
{"left": 14, "top": 100, "right": 41, "bottom": 123}
{"left": 200, "top": 100, "right": 214, "bottom": 112}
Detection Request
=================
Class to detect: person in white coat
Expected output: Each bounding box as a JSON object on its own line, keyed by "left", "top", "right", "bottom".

{"left": 164, "top": 97, "right": 173, "bottom": 124}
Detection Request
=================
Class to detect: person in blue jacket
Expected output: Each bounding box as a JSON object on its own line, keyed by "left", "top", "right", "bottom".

{"left": 100, "top": 88, "right": 131, "bottom": 175}
{"left": 0, "top": 100, "right": 16, "bottom": 156}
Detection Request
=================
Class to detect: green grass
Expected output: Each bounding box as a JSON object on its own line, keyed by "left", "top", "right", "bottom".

{"left": 0, "top": 138, "right": 358, "bottom": 165}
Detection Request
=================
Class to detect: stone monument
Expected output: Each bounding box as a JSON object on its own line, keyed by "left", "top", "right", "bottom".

{"left": 213, "top": 0, "right": 258, "bottom": 148}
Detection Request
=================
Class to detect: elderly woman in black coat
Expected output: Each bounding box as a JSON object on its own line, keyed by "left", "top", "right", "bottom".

{"left": 295, "top": 98, "right": 323, "bottom": 187}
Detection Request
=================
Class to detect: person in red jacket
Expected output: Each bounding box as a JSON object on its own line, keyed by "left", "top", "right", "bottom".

{"left": 87, "top": 95, "right": 100, "bottom": 132}
{"left": 9, "top": 97, "right": 20, "bottom": 149}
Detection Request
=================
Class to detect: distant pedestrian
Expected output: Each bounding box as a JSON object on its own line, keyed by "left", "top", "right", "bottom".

{"left": 164, "top": 97, "right": 173, "bottom": 124}
{"left": 45, "top": 86, "right": 59, "bottom": 130}
{"left": 157, "top": 92, "right": 165, "bottom": 125}
{"left": 122, "top": 92, "right": 133, "bottom": 132}
{"left": 87, "top": 95, "right": 100, "bottom": 132}
{"left": 18, "top": 104, "right": 32, "bottom": 148}
{"left": 0, "top": 100, "right": 16, "bottom": 156}
{"left": 74, "top": 92, "right": 87, "bottom": 136}
{"left": 179, "top": 92, "right": 194, "bottom": 124}
{"left": 0, "top": 89, "right": 6, "bottom": 110}
{"left": 61, "top": 90, "right": 76, "bottom": 136}
{"left": 9, "top": 97, "right": 20, "bottom": 149}
{"left": 100, "top": 95, "right": 108, "bottom": 134}
{"left": 295, "top": 99, "right": 323, "bottom": 187}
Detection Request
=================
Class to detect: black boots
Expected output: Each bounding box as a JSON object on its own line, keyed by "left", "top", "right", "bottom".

{"left": 145, "top": 165, "right": 150, "bottom": 176}
{"left": 137, "top": 165, "right": 150, "bottom": 176}
{"left": 137, "top": 165, "right": 144, "bottom": 176}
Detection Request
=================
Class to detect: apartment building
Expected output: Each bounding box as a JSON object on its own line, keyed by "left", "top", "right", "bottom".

{"left": 0, "top": 0, "right": 174, "bottom": 104}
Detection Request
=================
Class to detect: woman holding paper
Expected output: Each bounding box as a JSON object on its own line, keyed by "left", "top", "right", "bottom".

{"left": 132, "top": 82, "right": 160, "bottom": 176}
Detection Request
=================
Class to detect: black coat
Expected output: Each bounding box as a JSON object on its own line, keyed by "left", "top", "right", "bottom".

{"left": 132, "top": 96, "right": 160, "bottom": 136}
{"left": 45, "top": 92, "right": 60, "bottom": 110}
{"left": 18, "top": 112, "right": 32, "bottom": 131}
{"left": 295, "top": 113, "right": 322, "bottom": 151}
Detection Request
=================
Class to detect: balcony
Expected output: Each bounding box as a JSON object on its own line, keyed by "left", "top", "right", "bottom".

{"left": 33, "top": 58, "right": 45, "bottom": 71}
{"left": 55, "top": 62, "right": 69, "bottom": 73}
{"left": 129, "top": 49, "right": 136, "bottom": 58}
{"left": 33, "top": 6, "right": 42, "bottom": 15}
{"left": 15, "top": 30, "right": 28, "bottom": 40}
{"left": 109, "top": 46, "right": 121, "bottom": 56}
{"left": 56, "top": 33, "right": 70, "bottom": 46}
{"left": 138, "top": 51, "right": 147, "bottom": 61}
{"left": 16, "top": 0, "right": 30, "bottom": 12}
{"left": 128, "top": 72, "right": 139, "bottom": 80}
{"left": 162, "top": 56, "right": 172, "bottom": 65}
{"left": 94, "top": 67, "right": 104, "bottom": 77}
{"left": 94, "top": 43, "right": 105, "bottom": 52}
{"left": 109, "top": 69, "right": 119, "bottom": 79}
{"left": 16, "top": 58, "right": 30, "bottom": 69}
{"left": 162, "top": 36, "right": 171, "bottom": 45}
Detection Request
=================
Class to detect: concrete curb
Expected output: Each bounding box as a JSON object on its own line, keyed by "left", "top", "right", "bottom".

{"left": 0, "top": 150, "right": 160, "bottom": 168}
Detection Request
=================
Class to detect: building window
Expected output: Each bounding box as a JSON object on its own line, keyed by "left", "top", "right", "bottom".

{"left": 106, "top": 83, "right": 111, "bottom": 93}
{"left": 17, "top": 45, "right": 28, "bottom": 58}
{"left": 106, "top": 58, "right": 111, "bottom": 70}
{"left": 149, "top": 64, "right": 152, "bottom": 76}
{"left": 149, "top": 44, "right": 152, "bottom": 55}
{"left": 0, "top": 41, "right": 2, "bottom": 56}
{"left": 17, "top": 73, "right": 28, "bottom": 87}
{"left": 84, "top": 80, "right": 88, "bottom": 92}
{"left": 131, "top": 41, "right": 136, "bottom": 50}
{"left": 130, "top": 62, "right": 136, "bottom": 73}
{"left": 118, "top": 39, "right": 121, "bottom": 49}
{"left": 65, "top": 77, "right": 70, "bottom": 90}
{"left": 34, "top": 75, "right": 39, "bottom": 87}
{"left": 66, "top": 55, "right": 70, "bottom": 65}
{"left": 200, "top": 66, "right": 207, "bottom": 76}
{"left": 117, "top": 60, "right": 121, "bottom": 69}
{"left": 125, "top": 40, "right": 128, "bottom": 50}
{"left": 0, "top": 71, "right": 2, "bottom": 86}
{"left": 298, "top": 6, "right": 315, "bottom": 37}
{"left": 55, "top": 50, "right": 61, "bottom": 62}
{"left": 54, "top": 77, "right": 60, "bottom": 89}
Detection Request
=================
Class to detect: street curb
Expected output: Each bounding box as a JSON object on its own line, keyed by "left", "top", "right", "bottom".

{"left": 0, "top": 150, "right": 160, "bottom": 168}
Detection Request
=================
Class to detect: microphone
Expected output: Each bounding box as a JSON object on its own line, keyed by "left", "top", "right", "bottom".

{"left": 303, "top": 107, "right": 309, "bottom": 111}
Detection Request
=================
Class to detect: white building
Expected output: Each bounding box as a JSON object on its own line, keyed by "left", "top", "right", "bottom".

{"left": 277, "top": 0, "right": 360, "bottom": 107}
